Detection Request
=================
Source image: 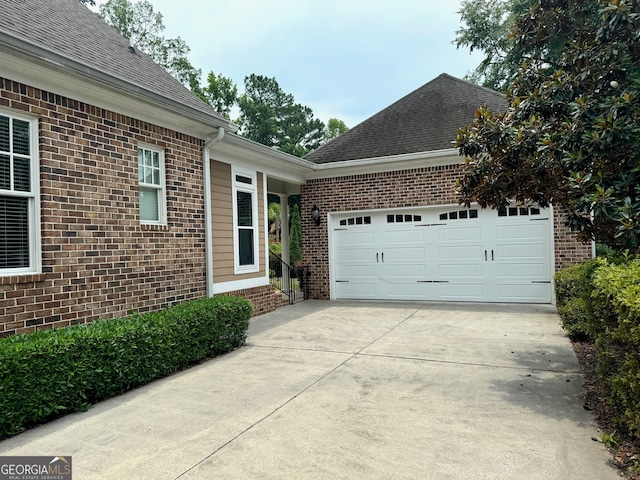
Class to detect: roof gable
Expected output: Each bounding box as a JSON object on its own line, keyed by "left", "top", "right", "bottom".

{"left": 305, "top": 73, "right": 507, "bottom": 164}
{"left": 0, "top": 0, "right": 225, "bottom": 123}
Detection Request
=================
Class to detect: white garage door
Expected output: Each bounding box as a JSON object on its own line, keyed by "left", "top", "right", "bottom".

{"left": 332, "top": 205, "right": 552, "bottom": 303}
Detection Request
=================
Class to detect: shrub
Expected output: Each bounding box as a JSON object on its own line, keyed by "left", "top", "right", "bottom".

{"left": 557, "top": 297, "right": 592, "bottom": 340}
{"left": 0, "top": 295, "right": 251, "bottom": 438}
{"left": 554, "top": 259, "right": 599, "bottom": 339}
{"left": 269, "top": 242, "right": 282, "bottom": 255}
{"left": 590, "top": 260, "right": 640, "bottom": 440}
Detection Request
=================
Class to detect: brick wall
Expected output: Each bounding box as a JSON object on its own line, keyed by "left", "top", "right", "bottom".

{"left": 301, "top": 164, "right": 592, "bottom": 300}
{"left": 553, "top": 205, "right": 594, "bottom": 269}
{"left": 219, "top": 284, "right": 282, "bottom": 317}
{"left": 0, "top": 77, "right": 209, "bottom": 336}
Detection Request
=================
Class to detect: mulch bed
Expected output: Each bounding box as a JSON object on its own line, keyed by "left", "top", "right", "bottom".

{"left": 572, "top": 340, "right": 640, "bottom": 479}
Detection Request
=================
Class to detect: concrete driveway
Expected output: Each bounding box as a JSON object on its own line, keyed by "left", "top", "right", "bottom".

{"left": 0, "top": 301, "right": 620, "bottom": 479}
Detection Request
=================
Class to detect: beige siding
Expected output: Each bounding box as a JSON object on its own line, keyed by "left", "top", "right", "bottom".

{"left": 211, "top": 161, "right": 266, "bottom": 284}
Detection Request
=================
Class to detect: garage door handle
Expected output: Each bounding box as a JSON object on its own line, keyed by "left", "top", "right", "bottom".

{"left": 484, "top": 250, "right": 487, "bottom": 261}
{"left": 381, "top": 252, "right": 384, "bottom": 262}
{"left": 376, "top": 253, "right": 379, "bottom": 263}
{"left": 492, "top": 250, "right": 494, "bottom": 261}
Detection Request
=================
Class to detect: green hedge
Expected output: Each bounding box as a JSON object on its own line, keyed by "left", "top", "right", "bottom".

{"left": 554, "top": 259, "right": 599, "bottom": 340}
{"left": 590, "top": 260, "right": 640, "bottom": 439}
{"left": 0, "top": 296, "right": 252, "bottom": 438}
{"left": 555, "top": 257, "right": 640, "bottom": 441}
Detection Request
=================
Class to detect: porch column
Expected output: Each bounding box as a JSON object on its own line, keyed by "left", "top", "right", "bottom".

{"left": 279, "top": 194, "right": 290, "bottom": 292}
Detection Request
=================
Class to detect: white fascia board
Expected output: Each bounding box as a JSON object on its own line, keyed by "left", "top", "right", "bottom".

{"left": 0, "top": 40, "right": 237, "bottom": 139}
{"left": 211, "top": 276, "right": 269, "bottom": 295}
{"left": 211, "top": 134, "right": 316, "bottom": 184}
{"left": 306, "top": 148, "right": 463, "bottom": 179}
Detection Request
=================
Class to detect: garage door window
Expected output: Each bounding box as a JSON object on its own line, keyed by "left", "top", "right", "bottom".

{"left": 498, "top": 206, "right": 541, "bottom": 217}
{"left": 386, "top": 214, "right": 422, "bottom": 223}
{"left": 339, "top": 216, "right": 371, "bottom": 226}
{"left": 439, "top": 209, "right": 478, "bottom": 221}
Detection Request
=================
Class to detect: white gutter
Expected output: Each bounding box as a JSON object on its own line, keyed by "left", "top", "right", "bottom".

{"left": 203, "top": 127, "right": 225, "bottom": 297}
{"left": 314, "top": 148, "right": 459, "bottom": 170}
{"left": 0, "top": 32, "right": 238, "bottom": 134}
{"left": 305, "top": 148, "right": 461, "bottom": 180}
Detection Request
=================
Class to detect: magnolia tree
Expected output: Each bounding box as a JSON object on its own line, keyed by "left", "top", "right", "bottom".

{"left": 456, "top": 0, "right": 640, "bottom": 250}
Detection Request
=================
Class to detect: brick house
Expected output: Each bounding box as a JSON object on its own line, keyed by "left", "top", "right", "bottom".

{"left": 0, "top": 0, "right": 311, "bottom": 336}
{"left": 1, "top": 2, "right": 590, "bottom": 337}
{"left": 300, "top": 74, "right": 592, "bottom": 303}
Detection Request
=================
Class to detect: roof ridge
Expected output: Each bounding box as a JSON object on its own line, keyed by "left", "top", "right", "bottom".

{"left": 305, "top": 73, "right": 507, "bottom": 164}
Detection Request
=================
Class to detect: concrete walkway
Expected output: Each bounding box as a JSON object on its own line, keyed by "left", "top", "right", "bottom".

{"left": 0, "top": 301, "right": 620, "bottom": 479}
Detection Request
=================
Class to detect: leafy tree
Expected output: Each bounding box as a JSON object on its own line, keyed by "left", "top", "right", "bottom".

{"left": 289, "top": 204, "right": 302, "bottom": 264}
{"left": 99, "top": 0, "right": 201, "bottom": 88}
{"left": 456, "top": 0, "right": 640, "bottom": 250}
{"left": 196, "top": 71, "right": 238, "bottom": 120}
{"left": 80, "top": 0, "right": 95, "bottom": 5}
{"left": 237, "top": 74, "right": 325, "bottom": 157}
{"left": 323, "top": 118, "right": 349, "bottom": 142}
{"left": 453, "top": 0, "right": 571, "bottom": 92}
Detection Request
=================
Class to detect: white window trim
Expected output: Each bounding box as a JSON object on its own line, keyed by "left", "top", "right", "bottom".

{"left": 138, "top": 144, "right": 167, "bottom": 225}
{"left": 232, "top": 166, "right": 259, "bottom": 274}
{"left": 0, "top": 108, "right": 41, "bottom": 276}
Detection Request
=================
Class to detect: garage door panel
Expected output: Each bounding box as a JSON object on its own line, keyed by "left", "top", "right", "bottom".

{"left": 335, "top": 247, "right": 375, "bottom": 263}
{"left": 332, "top": 206, "right": 553, "bottom": 304}
{"left": 438, "top": 245, "right": 483, "bottom": 260}
{"left": 385, "top": 229, "right": 425, "bottom": 243}
{"left": 385, "top": 247, "right": 425, "bottom": 261}
{"left": 386, "top": 264, "right": 427, "bottom": 278}
{"left": 496, "top": 243, "right": 547, "bottom": 259}
{"left": 437, "top": 226, "right": 482, "bottom": 242}
{"left": 440, "top": 264, "right": 484, "bottom": 277}
{"left": 440, "top": 283, "right": 485, "bottom": 300}
{"left": 496, "top": 223, "right": 547, "bottom": 240}
{"left": 497, "top": 263, "right": 546, "bottom": 277}
{"left": 336, "top": 231, "right": 374, "bottom": 245}
{"left": 335, "top": 264, "right": 376, "bottom": 278}
{"left": 497, "top": 282, "right": 550, "bottom": 303}
{"left": 386, "top": 283, "right": 429, "bottom": 299}
{"left": 335, "top": 282, "right": 377, "bottom": 299}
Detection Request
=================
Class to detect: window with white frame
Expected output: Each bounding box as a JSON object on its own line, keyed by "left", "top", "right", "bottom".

{"left": 138, "top": 145, "right": 166, "bottom": 224}
{"left": 233, "top": 168, "right": 259, "bottom": 273}
{"left": 0, "top": 111, "right": 40, "bottom": 275}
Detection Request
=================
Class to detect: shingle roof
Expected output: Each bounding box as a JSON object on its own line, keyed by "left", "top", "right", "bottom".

{"left": 0, "top": 0, "right": 226, "bottom": 123}
{"left": 305, "top": 73, "right": 507, "bottom": 164}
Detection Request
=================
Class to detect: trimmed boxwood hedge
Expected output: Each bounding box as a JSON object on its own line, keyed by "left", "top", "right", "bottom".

{"left": 554, "top": 259, "right": 600, "bottom": 340}
{"left": 590, "top": 260, "right": 640, "bottom": 440}
{"left": 0, "top": 295, "right": 252, "bottom": 438}
{"left": 555, "top": 256, "right": 640, "bottom": 442}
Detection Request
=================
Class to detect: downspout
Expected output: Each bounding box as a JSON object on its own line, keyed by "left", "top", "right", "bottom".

{"left": 203, "top": 127, "right": 225, "bottom": 297}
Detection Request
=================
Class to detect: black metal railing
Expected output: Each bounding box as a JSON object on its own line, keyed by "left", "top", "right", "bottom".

{"left": 269, "top": 250, "right": 310, "bottom": 304}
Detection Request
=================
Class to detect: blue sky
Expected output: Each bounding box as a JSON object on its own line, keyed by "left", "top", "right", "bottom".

{"left": 92, "top": 0, "right": 484, "bottom": 128}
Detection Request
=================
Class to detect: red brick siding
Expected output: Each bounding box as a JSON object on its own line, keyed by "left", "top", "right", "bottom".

{"left": 300, "top": 164, "right": 592, "bottom": 300}
{"left": 553, "top": 205, "right": 594, "bottom": 269}
{"left": 218, "top": 284, "right": 282, "bottom": 317}
{"left": 0, "top": 77, "right": 209, "bottom": 336}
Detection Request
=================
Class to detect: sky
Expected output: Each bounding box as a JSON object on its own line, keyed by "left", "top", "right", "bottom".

{"left": 92, "top": 0, "right": 484, "bottom": 128}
